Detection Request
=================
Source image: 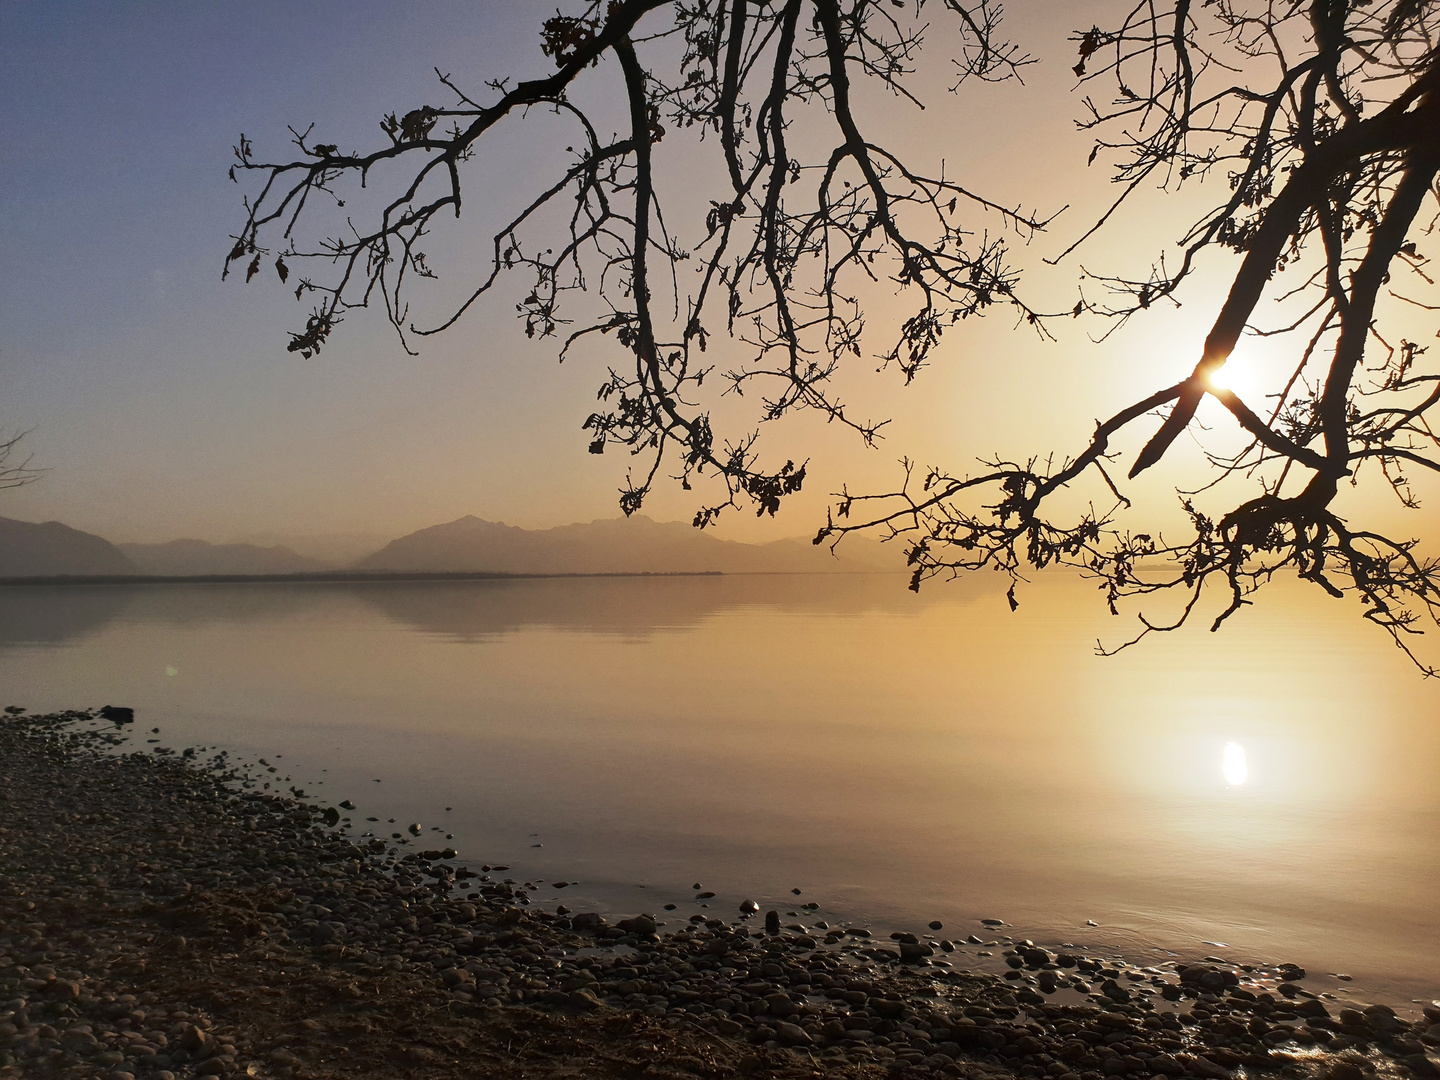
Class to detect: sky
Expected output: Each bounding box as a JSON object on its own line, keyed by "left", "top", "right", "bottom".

{"left": 2, "top": 0, "right": 1434, "bottom": 561}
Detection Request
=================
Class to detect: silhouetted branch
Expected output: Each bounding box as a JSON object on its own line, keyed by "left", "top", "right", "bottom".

{"left": 228, "top": 0, "right": 1440, "bottom": 672}
{"left": 228, "top": 0, "right": 1047, "bottom": 529}
{"left": 822, "top": 1, "right": 1440, "bottom": 673}
{"left": 0, "top": 429, "right": 41, "bottom": 492}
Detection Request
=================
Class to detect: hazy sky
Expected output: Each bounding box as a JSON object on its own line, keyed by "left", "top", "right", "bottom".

{"left": 3, "top": 1, "right": 1432, "bottom": 559}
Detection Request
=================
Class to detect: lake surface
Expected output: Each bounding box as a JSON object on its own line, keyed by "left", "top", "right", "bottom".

{"left": 2, "top": 572, "right": 1437, "bottom": 1011}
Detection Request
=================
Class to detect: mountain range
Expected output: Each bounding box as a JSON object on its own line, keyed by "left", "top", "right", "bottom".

{"left": 0, "top": 514, "right": 891, "bottom": 579}
{"left": 355, "top": 514, "right": 882, "bottom": 575}
{"left": 117, "top": 539, "right": 327, "bottom": 576}
{"left": 0, "top": 516, "right": 138, "bottom": 578}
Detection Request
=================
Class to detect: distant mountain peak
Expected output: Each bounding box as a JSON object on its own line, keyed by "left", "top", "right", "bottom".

{"left": 117, "top": 539, "right": 329, "bottom": 576}
{"left": 355, "top": 514, "right": 885, "bottom": 576}
{"left": 0, "top": 516, "right": 137, "bottom": 578}
{"left": 0, "top": 512, "right": 893, "bottom": 580}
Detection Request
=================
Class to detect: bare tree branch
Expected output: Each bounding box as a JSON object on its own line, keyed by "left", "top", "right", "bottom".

{"left": 228, "top": 0, "right": 1440, "bottom": 673}
{"left": 0, "top": 430, "right": 42, "bottom": 492}
{"left": 822, "top": 1, "right": 1440, "bottom": 674}
{"left": 227, "top": 0, "right": 1047, "bottom": 530}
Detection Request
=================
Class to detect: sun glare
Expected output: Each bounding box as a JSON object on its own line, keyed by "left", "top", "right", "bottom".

{"left": 1222, "top": 741, "right": 1248, "bottom": 787}
{"left": 1206, "top": 359, "right": 1260, "bottom": 402}
{"left": 1205, "top": 338, "right": 1278, "bottom": 405}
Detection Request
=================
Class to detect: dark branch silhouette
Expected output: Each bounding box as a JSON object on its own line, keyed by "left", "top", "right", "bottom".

{"left": 0, "top": 430, "right": 41, "bottom": 492}
{"left": 818, "top": 0, "right": 1440, "bottom": 673}
{"left": 228, "top": 1, "right": 1440, "bottom": 671}
{"left": 226, "top": 0, "right": 1049, "bottom": 529}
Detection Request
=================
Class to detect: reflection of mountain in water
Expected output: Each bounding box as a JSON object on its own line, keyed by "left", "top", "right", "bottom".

{"left": 0, "top": 583, "right": 342, "bottom": 648}
{"left": 0, "top": 587, "right": 134, "bottom": 647}
{"left": 0, "top": 573, "right": 1011, "bottom": 650}
{"left": 110, "top": 583, "right": 342, "bottom": 629}
{"left": 356, "top": 573, "right": 1002, "bottom": 642}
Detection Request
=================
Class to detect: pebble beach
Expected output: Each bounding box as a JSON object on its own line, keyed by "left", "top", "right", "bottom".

{"left": 2, "top": 709, "right": 1437, "bottom": 1080}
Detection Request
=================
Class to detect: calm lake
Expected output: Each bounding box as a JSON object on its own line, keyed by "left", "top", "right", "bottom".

{"left": 2, "top": 573, "right": 1436, "bottom": 1009}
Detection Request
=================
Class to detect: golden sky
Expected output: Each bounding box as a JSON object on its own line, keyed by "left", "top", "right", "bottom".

{"left": 3, "top": 0, "right": 1436, "bottom": 560}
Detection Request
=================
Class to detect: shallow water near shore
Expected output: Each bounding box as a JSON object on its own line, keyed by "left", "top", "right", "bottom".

{"left": 2, "top": 572, "right": 1437, "bottom": 1012}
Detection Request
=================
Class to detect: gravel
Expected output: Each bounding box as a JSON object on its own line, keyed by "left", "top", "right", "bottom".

{"left": 2, "top": 709, "right": 1437, "bottom": 1080}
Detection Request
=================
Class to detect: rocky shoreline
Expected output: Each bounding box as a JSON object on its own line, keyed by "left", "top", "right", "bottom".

{"left": 1, "top": 710, "right": 1437, "bottom": 1080}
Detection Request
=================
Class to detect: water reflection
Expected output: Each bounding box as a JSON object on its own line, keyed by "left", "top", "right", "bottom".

{"left": 0, "top": 581, "right": 326, "bottom": 647}
{"left": 1223, "top": 741, "right": 1248, "bottom": 786}
{"left": 356, "top": 572, "right": 941, "bottom": 642}
{"left": 0, "top": 572, "right": 968, "bottom": 650}
{"left": 0, "top": 572, "right": 1435, "bottom": 1007}
{"left": 0, "top": 586, "right": 132, "bottom": 646}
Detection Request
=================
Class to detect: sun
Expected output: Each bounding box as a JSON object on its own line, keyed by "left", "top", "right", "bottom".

{"left": 1222, "top": 741, "right": 1248, "bottom": 787}
{"left": 1206, "top": 357, "right": 1261, "bottom": 403}
{"left": 1205, "top": 338, "right": 1276, "bottom": 407}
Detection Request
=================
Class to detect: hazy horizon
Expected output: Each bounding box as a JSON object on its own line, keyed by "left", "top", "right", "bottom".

{"left": 2, "top": 506, "right": 910, "bottom": 576}
{"left": 3, "top": 509, "right": 875, "bottom": 565}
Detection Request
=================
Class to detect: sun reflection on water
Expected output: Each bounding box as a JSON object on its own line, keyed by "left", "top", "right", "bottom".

{"left": 1223, "top": 741, "right": 1248, "bottom": 786}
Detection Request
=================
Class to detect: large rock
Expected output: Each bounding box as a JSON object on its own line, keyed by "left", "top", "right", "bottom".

{"left": 899, "top": 941, "right": 934, "bottom": 962}
{"left": 616, "top": 915, "right": 656, "bottom": 936}
{"left": 773, "top": 1022, "right": 812, "bottom": 1046}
